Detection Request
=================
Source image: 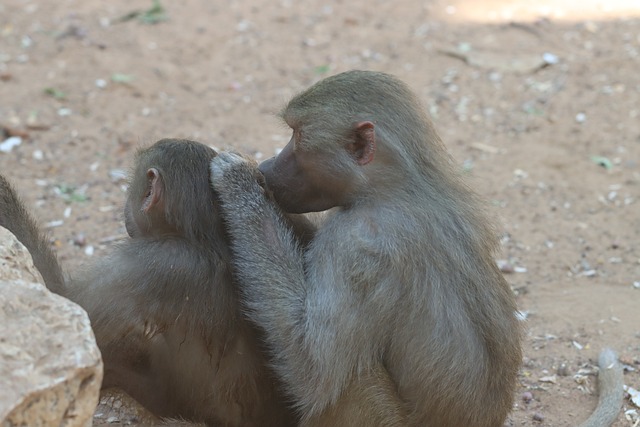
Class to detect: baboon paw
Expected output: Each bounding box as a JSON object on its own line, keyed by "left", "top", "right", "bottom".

{"left": 210, "top": 151, "right": 260, "bottom": 196}
{"left": 210, "top": 151, "right": 248, "bottom": 182}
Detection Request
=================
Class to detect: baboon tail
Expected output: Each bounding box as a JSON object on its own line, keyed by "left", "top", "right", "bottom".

{"left": 578, "top": 348, "right": 624, "bottom": 427}
{"left": 0, "top": 174, "right": 66, "bottom": 294}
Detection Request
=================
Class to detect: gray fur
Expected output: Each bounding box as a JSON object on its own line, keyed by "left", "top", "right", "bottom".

{"left": 210, "top": 71, "right": 523, "bottom": 427}
{"left": 0, "top": 139, "right": 297, "bottom": 427}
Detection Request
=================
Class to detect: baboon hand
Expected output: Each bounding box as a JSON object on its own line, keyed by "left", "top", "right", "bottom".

{"left": 210, "top": 151, "right": 247, "bottom": 180}
{"left": 210, "top": 152, "right": 263, "bottom": 196}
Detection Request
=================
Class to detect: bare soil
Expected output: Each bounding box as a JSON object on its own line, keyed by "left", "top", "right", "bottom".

{"left": 1, "top": 1, "right": 639, "bottom": 425}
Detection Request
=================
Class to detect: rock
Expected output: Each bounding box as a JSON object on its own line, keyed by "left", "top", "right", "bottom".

{"left": 0, "top": 227, "right": 103, "bottom": 427}
{"left": 0, "top": 227, "right": 44, "bottom": 283}
{"left": 93, "top": 389, "right": 162, "bottom": 426}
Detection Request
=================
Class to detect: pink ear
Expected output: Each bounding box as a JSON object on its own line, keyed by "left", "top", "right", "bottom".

{"left": 142, "top": 168, "right": 163, "bottom": 213}
{"left": 352, "top": 121, "right": 376, "bottom": 166}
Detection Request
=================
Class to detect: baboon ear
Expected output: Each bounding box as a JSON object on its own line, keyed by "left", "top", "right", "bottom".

{"left": 141, "top": 168, "right": 163, "bottom": 213}
{"left": 348, "top": 121, "right": 376, "bottom": 166}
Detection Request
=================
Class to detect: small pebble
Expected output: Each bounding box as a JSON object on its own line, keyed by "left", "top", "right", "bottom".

{"left": 489, "top": 71, "right": 502, "bottom": 83}
{"left": 109, "top": 169, "right": 127, "bottom": 183}
{"left": 73, "top": 233, "right": 87, "bottom": 247}
{"left": 497, "top": 259, "right": 514, "bottom": 273}
{"left": 539, "top": 375, "right": 557, "bottom": 384}
{"left": 532, "top": 412, "right": 545, "bottom": 422}
{"left": 542, "top": 52, "right": 559, "bottom": 65}
{"left": 46, "top": 220, "right": 64, "bottom": 228}
{"left": 557, "top": 363, "right": 570, "bottom": 376}
{"left": 522, "top": 391, "right": 534, "bottom": 403}
{"left": 0, "top": 136, "right": 22, "bottom": 153}
{"left": 237, "top": 20, "right": 250, "bottom": 32}
{"left": 575, "top": 112, "right": 586, "bottom": 123}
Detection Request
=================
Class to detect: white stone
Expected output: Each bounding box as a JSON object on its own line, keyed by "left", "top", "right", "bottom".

{"left": 0, "top": 227, "right": 103, "bottom": 427}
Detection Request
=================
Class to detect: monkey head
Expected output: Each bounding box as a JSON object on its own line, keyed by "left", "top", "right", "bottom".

{"left": 125, "top": 166, "right": 172, "bottom": 237}
{"left": 259, "top": 119, "right": 376, "bottom": 214}
{"left": 125, "top": 139, "right": 219, "bottom": 240}
{"left": 259, "top": 71, "right": 456, "bottom": 215}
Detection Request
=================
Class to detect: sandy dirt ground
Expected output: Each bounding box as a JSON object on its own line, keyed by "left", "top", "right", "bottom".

{"left": 1, "top": 0, "right": 639, "bottom": 425}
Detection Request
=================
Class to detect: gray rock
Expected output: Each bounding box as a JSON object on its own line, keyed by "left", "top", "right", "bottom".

{"left": 0, "top": 226, "right": 44, "bottom": 283}
{"left": 0, "top": 227, "right": 103, "bottom": 427}
{"left": 93, "top": 389, "right": 163, "bottom": 426}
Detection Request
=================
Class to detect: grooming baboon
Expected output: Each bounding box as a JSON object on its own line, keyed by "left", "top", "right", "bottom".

{"left": 209, "top": 71, "right": 623, "bottom": 427}
{"left": 0, "top": 138, "right": 312, "bottom": 427}
{"left": 209, "top": 70, "right": 522, "bottom": 427}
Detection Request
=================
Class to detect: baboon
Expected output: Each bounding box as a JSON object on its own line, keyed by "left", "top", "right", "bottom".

{"left": 209, "top": 71, "right": 623, "bottom": 427}
{"left": 209, "top": 70, "right": 522, "bottom": 427}
{"left": 0, "top": 138, "right": 312, "bottom": 426}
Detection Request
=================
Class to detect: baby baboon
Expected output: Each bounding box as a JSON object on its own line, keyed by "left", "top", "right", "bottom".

{"left": 0, "top": 139, "right": 312, "bottom": 426}
{"left": 210, "top": 70, "right": 523, "bottom": 427}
